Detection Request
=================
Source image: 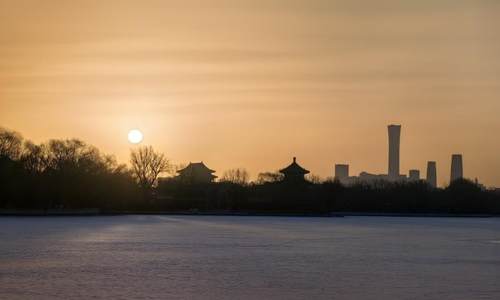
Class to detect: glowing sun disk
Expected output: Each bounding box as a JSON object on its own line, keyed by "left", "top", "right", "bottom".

{"left": 128, "top": 129, "right": 143, "bottom": 144}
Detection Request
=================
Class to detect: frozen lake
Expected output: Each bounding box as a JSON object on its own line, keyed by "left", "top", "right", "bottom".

{"left": 1, "top": 216, "right": 500, "bottom": 300}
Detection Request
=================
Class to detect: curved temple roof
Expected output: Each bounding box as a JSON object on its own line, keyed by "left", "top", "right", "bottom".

{"left": 177, "top": 162, "right": 216, "bottom": 174}
{"left": 279, "top": 157, "right": 310, "bottom": 175}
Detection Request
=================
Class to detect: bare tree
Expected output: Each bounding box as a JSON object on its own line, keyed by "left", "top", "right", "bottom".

{"left": 220, "top": 168, "right": 249, "bottom": 185}
{"left": 21, "top": 141, "right": 49, "bottom": 173}
{"left": 256, "top": 171, "right": 283, "bottom": 184}
{"left": 45, "top": 139, "right": 105, "bottom": 173}
{"left": 130, "top": 146, "right": 170, "bottom": 190}
{"left": 0, "top": 128, "right": 23, "bottom": 160}
{"left": 306, "top": 174, "right": 322, "bottom": 184}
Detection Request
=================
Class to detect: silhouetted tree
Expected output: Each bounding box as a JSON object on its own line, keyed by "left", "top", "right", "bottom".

{"left": 256, "top": 171, "right": 283, "bottom": 184}
{"left": 306, "top": 174, "right": 322, "bottom": 184}
{"left": 130, "top": 146, "right": 170, "bottom": 191}
{"left": 2, "top": 125, "right": 500, "bottom": 215}
{"left": 20, "top": 141, "right": 48, "bottom": 173}
{"left": 0, "top": 128, "right": 23, "bottom": 160}
{"left": 220, "top": 168, "right": 249, "bottom": 185}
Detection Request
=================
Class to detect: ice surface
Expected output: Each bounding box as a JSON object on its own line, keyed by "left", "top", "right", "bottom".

{"left": 1, "top": 216, "right": 500, "bottom": 299}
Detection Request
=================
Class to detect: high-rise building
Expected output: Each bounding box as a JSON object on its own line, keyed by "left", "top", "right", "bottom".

{"left": 409, "top": 169, "right": 420, "bottom": 181}
{"left": 335, "top": 164, "right": 349, "bottom": 183}
{"left": 426, "top": 161, "right": 437, "bottom": 188}
{"left": 451, "top": 154, "right": 463, "bottom": 182}
{"left": 388, "top": 124, "right": 401, "bottom": 180}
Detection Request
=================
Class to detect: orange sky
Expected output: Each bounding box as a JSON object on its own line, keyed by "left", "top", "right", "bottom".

{"left": 1, "top": 0, "right": 500, "bottom": 187}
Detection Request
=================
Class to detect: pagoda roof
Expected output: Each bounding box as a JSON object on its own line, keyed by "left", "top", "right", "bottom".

{"left": 177, "top": 162, "right": 216, "bottom": 174}
{"left": 279, "top": 157, "right": 310, "bottom": 175}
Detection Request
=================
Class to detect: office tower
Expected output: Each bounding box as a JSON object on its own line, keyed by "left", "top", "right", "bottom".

{"left": 426, "top": 161, "right": 437, "bottom": 188}
{"left": 388, "top": 124, "right": 401, "bottom": 180}
{"left": 450, "top": 154, "right": 463, "bottom": 182}
{"left": 409, "top": 169, "right": 420, "bottom": 181}
{"left": 335, "top": 164, "right": 349, "bottom": 183}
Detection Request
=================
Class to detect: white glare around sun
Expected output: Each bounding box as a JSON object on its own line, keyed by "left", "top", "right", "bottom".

{"left": 128, "top": 129, "right": 143, "bottom": 144}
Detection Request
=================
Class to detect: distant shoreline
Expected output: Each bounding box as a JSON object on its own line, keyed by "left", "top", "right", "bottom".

{"left": 0, "top": 210, "right": 498, "bottom": 218}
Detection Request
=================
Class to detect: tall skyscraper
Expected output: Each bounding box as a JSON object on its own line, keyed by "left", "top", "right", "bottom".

{"left": 426, "top": 161, "right": 437, "bottom": 188}
{"left": 451, "top": 154, "right": 463, "bottom": 182}
{"left": 388, "top": 124, "right": 401, "bottom": 180}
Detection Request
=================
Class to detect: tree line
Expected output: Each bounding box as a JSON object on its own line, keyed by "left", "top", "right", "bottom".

{"left": 1, "top": 127, "right": 499, "bottom": 214}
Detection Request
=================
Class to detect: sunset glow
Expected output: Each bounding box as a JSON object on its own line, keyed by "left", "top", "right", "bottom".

{"left": 1, "top": 1, "right": 500, "bottom": 186}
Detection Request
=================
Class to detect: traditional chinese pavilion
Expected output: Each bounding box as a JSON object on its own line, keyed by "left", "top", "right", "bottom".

{"left": 176, "top": 162, "right": 217, "bottom": 183}
{"left": 279, "top": 157, "right": 310, "bottom": 182}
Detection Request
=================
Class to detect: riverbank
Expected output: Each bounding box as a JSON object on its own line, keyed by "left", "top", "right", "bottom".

{"left": 1, "top": 210, "right": 498, "bottom": 218}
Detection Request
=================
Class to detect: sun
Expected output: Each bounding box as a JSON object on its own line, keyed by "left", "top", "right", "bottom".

{"left": 128, "top": 129, "right": 143, "bottom": 144}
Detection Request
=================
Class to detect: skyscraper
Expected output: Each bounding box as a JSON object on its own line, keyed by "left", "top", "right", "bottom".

{"left": 388, "top": 124, "right": 401, "bottom": 180}
{"left": 426, "top": 161, "right": 437, "bottom": 188}
{"left": 451, "top": 154, "right": 463, "bottom": 182}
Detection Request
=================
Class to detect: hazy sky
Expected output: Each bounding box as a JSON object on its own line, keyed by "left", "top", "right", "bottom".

{"left": 1, "top": 0, "right": 500, "bottom": 186}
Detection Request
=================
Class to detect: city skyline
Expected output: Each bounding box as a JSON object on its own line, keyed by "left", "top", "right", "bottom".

{"left": 335, "top": 125, "right": 468, "bottom": 188}
{"left": 1, "top": 0, "right": 500, "bottom": 186}
{"left": 0, "top": 123, "right": 482, "bottom": 188}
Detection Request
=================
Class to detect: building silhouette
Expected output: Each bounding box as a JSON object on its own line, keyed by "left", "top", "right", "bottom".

{"left": 450, "top": 154, "right": 463, "bottom": 183}
{"left": 334, "top": 164, "right": 349, "bottom": 183}
{"left": 278, "top": 125, "right": 469, "bottom": 188}
{"left": 279, "top": 157, "right": 310, "bottom": 183}
{"left": 356, "top": 124, "right": 405, "bottom": 184}
{"left": 426, "top": 161, "right": 437, "bottom": 188}
{"left": 388, "top": 124, "right": 401, "bottom": 181}
{"left": 176, "top": 162, "right": 217, "bottom": 183}
{"left": 358, "top": 172, "right": 387, "bottom": 182}
{"left": 409, "top": 169, "right": 420, "bottom": 181}
{"left": 336, "top": 124, "right": 408, "bottom": 185}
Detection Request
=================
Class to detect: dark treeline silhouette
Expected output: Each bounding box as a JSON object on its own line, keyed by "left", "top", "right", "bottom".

{"left": 0, "top": 128, "right": 142, "bottom": 211}
{"left": 155, "top": 179, "right": 500, "bottom": 214}
{"left": 1, "top": 127, "right": 500, "bottom": 215}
